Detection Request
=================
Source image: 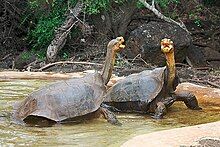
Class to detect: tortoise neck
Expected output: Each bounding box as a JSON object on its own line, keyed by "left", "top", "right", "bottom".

{"left": 101, "top": 48, "right": 116, "bottom": 85}
{"left": 165, "top": 51, "right": 176, "bottom": 93}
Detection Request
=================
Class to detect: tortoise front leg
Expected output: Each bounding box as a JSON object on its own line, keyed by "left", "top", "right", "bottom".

{"left": 152, "top": 97, "right": 175, "bottom": 119}
{"left": 99, "top": 106, "right": 122, "bottom": 126}
{"left": 173, "top": 91, "right": 202, "bottom": 110}
{"left": 152, "top": 102, "right": 166, "bottom": 119}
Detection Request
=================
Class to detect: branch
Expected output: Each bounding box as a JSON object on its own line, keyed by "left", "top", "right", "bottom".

{"left": 38, "top": 61, "right": 103, "bottom": 71}
{"left": 138, "top": 0, "right": 190, "bottom": 34}
{"left": 46, "top": 1, "right": 84, "bottom": 62}
{"left": 0, "top": 53, "right": 12, "bottom": 61}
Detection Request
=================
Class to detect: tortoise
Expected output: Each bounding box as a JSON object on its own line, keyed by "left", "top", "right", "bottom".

{"left": 13, "top": 37, "right": 125, "bottom": 126}
{"left": 104, "top": 38, "right": 202, "bottom": 119}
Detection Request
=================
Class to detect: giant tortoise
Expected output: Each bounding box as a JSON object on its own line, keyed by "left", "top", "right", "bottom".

{"left": 13, "top": 37, "right": 125, "bottom": 126}
{"left": 104, "top": 38, "right": 202, "bottom": 119}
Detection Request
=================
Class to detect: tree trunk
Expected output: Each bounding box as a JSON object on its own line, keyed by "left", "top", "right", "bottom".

{"left": 46, "top": 1, "right": 83, "bottom": 62}
{"left": 93, "top": 0, "right": 138, "bottom": 38}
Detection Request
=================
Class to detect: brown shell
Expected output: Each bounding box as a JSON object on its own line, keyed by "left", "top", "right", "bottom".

{"left": 104, "top": 67, "right": 166, "bottom": 103}
{"left": 14, "top": 73, "right": 106, "bottom": 122}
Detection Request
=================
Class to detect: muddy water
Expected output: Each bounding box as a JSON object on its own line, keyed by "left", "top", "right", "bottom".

{"left": 0, "top": 80, "right": 219, "bottom": 146}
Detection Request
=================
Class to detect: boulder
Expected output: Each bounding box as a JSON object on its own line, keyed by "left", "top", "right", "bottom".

{"left": 202, "top": 47, "right": 220, "bottom": 68}
{"left": 125, "top": 21, "right": 191, "bottom": 65}
{"left": 186, "top": 44, "right": 207, "bottom": 67}
{"left": 186, "top": 45, "right": 220, "bottom": 68}
{"left": 122, "top": 121, "right": 220, "bottom": 147}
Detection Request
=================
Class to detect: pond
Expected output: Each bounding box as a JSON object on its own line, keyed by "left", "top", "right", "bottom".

{"left": 0, "top": 79, "right": 219, "bottom": 146}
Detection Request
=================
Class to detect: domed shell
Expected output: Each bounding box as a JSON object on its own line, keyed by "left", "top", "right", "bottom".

{"left": 104, "top": 67, "right": 166, "bottom": 103}
{"left": 14, "top": 73, "right": 106, "bottom": 122}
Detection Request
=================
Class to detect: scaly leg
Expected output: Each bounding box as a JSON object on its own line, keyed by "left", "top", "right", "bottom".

{"left": 99, "top": 106, "right": 122, "bottom": 126}
{"left": 173, "top": 91, "right": 202, "bottom": 110}
{"left": 152, "top": 102, "right": 166, "bottom": 119}
{"left": 152, "top": 97, "right": 175, "bottom": 119}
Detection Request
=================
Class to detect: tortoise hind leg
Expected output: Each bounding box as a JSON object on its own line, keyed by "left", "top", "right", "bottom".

{"left": 99, "top": 106, "right": 122, "bottom": 126}
{"left": 174, "top": 91, "right": 202, "bottom": 110}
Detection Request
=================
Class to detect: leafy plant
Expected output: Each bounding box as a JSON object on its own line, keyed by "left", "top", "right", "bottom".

{"left": 189, "top": 4, "right": 203, "bottom": 27}
{"left": 25, "top": 0, "right": 71, "bottom": 60}
{"left": 25, "top": 0, "right": 126, "bottom": 60}
{"left": 84, "top": 0, "right": 110, "bottom": 14}
{"left": 155, "top": 0, "right": 179, "bottom": 8}
{"left": 20, "top": 51, "right": 33, "bottom": 61}
{"left": 84, "top": 0, "right": 125, "bottom": 15}
{"left": 62, "top": 52, "right": 69, "bottom": 60}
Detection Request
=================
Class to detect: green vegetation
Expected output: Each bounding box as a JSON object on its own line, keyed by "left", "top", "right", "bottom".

{"left": 26, "top": 0, "right": 69, "bottom": 61}
{"left": 20, "top": 51, "right": 33, "bottom": 61}
{"left": 25, "top": 0, "right": 126, "bottom": 61}
{"left": 156, "top": 0, "right": 179, "bottom": 8}
{"left": 84, "top": 0, "right": 125, "bottom": 14}
{"left": 189, "top": 4, "right": 203, "bottom": 27}
{"left": 84, "top": 0, "right": 110, "bottom": 14}
{"left": 22, "top": 0, "right": 217, "bottom": 62}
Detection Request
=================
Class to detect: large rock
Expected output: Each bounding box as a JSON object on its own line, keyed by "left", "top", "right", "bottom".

{"left": 176, "top": 82, "right": 220, "bottom": 106}
{"left": 125, "top": 21, "right": 191, "bottom": 65}
{"left": 186, "top": 44, "right": 207, "bottom": 67}
{"left": 186, "top": 45, "right": 220, "bottom": 68}
{"left": 122, "top": 121, "right": 220, "bottom": 147}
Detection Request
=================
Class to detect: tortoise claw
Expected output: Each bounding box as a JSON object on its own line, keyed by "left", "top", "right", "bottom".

{"left": 191, "top": 106, "right": 202, "bottom": 110}
{"left": 108, "top": 119, "right": 122, "bottom": 126}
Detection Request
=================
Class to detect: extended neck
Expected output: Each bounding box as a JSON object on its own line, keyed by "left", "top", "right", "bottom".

{"left": 101, "top": 48, "right": 116, "bottom": 85}
{"left": 165, "top": 52, "right": 176, "bottom": 93}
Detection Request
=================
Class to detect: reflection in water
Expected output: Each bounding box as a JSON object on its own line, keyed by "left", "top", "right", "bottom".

{"left": 0, "top": 80, "right": 219, "bottom": 146}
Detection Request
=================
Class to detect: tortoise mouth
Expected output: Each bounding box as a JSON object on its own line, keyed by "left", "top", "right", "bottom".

{"left": 119, "top": 44, "right": 125, "bottom": 49}
{"left": 115, "top": 36, "right": 125, "bottom": 51}
{"left": 161, "top": 47, "right": 173, "bottom": 53}
{"left": 161, "top": 38, "right": 174, "bottom": 54}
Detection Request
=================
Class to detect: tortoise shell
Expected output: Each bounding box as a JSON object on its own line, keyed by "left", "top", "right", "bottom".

{"left": 104, "top": 67, "right": 166, "bottom": 103}
{"left": 14, "top": 73, "right": 106, "bottom": 122}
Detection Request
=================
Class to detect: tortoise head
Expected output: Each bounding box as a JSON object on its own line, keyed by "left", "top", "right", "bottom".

{"left": 161, "top": 38, "right": 174, "bottom": 54}
{"left": 107, "top": 36, "right": 125, "bottom": 53}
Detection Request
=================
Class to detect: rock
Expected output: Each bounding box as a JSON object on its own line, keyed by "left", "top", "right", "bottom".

{"left": 186, "top": 44, "right": 207, "bottom": 67}
{"left": 202, "top": 47, "right": 220, "bottom": 68}
{"left": 176, "top": 82, "right": 220, "bottom": 106}
{"left": 125, "top": 21, "right": 191, "bottom": 65}
{"left": 122, "top": 121, "right": 220, "bottom": 147}
{"left": 14, "top": 51, "right": 36, "bottom": 69}
{"left": 192, "top": 137, "right": 220, "bottom": 147}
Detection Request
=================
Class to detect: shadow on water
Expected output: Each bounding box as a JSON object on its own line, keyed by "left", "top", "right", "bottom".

{"left": 0, "top": 79, "right": 219, "bottom": 146}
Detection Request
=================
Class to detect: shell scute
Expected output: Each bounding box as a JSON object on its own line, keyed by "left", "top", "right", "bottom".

{"left": 15, "top": 73, "right": 105, "bottom": 122}
{"left": 105, "top": 67, "right": 166, "bottom": 104}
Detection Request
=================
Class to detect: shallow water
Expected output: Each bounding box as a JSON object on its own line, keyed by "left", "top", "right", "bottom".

{"left": 0, "top": 79, "right": 219, "bottom": 146}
